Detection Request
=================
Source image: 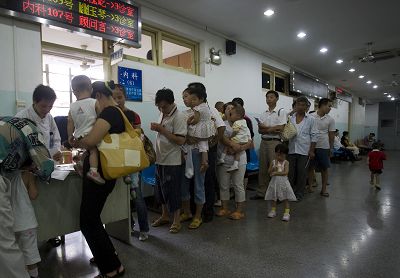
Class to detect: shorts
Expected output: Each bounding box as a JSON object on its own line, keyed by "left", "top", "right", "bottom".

{"left": 15, "top": 228, "right": 41, "bottom": 265}
{"left": 312, "top": 149, "right": 331, "bottom": 170}
{"left": 370, "top": 169, "right": 382, "bottom": 174}
{"left": 155, "top": 165, "right": 182, "bottom": 213}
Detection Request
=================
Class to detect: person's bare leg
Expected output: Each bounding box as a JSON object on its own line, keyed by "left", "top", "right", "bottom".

{"left": 321, "top": 170, "right": 328, "bottom": 194}
{"left": 181, "top": 200, "right": 192, "bottom": 217}
{"left": 194, "top": 204, "right": 204, "bottom": 220}
{"left": 172, "top": 209, "right": 181, "bottom": 226}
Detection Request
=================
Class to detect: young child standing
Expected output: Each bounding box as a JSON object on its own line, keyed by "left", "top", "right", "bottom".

{"left": 217, "top": 104, "right": 250, "bottom": 172}
{"left": 265, "top": 144, "right": 297, "bottom": 221}
{"left": 367, "top": 142, "right": 386, "bottom": 190}
{"left": 8, "top": 170, "right": 40, "bottom": 278}
{"left": 68, "top": 75, "right": 105, "bottom": 184}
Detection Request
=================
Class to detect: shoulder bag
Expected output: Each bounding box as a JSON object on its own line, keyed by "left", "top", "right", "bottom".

{"left": 98, "top": 107, "right": 150, "bottom": 180}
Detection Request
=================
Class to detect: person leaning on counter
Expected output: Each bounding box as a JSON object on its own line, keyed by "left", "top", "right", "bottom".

{"left": 16, "top": 84, "right": 62, "bottom": 162}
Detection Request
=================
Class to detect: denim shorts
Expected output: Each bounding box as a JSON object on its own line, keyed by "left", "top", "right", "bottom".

{"left": 312, "top": 148, "right": 331, "bottom": 170}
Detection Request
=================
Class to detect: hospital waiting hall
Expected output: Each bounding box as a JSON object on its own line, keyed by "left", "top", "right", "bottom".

{"left": 1, "top": 0, "right": 400, "bottom": 277}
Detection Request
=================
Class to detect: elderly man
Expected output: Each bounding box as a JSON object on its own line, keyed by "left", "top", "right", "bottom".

{"left": 0, "top": 117, "right": 54, "bottom": 278}
{"left": 287, "top": 96, "right": 318, "bottom": 200}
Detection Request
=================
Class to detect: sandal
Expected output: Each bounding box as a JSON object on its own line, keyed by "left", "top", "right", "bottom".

{"left": 169, "top": 223, "right": 182, "bottom": 234}
{"left": 320, "top": 192, "right": 329, "bottom": 197}
{"left": 229, "top": 211, "right": 245, "bottom": 220}
{"left": 215, "top": 208, "right": 231, "bottom": 217}
{"left": 95, "top": 266, "right": 125, "bottom": 277}
{"left": 179, "top": 213, "right": 193, "bottom": 222}
{"left": 151, "top": 217, "right": 169, "bottom": 227}
{"left": 188, "top": 218, "right": 202, "bottom": 229}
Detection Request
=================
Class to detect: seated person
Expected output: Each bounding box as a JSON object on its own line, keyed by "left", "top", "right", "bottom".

{"left": 334, "top": 130, "right": 359, "bottom": 162}
{"left": 341, "top": 131, "right": 360, "bottom": 158}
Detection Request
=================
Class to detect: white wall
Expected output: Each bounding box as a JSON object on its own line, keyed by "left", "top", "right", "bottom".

{"left": 0, "top": 17, "right": 42, "bottom": 115}
{"left": 365, "top": 103, "right": 379, "bottom": 137}
{"left": 349, "top": 98, "right": 366, "bottom": 141}
{"left": 330, "top": 100, "right": 349, "bottom": 133}
{"left": 111, "top": 6, "right": 354, "bottom": 147}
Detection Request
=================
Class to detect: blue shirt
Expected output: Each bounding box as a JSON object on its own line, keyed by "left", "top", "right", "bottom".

{"left": 288, "top": 113, "right": 318, "bottom": 155}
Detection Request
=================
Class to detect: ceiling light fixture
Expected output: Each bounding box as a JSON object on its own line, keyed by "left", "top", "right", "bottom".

{"left": 264, "top": 9, "right": 275, "bottom": 16}
{"left": 384, "top": 93, "right": 387, "bottom": 95}
{"left": 388, "top": 95, "right": 392, "bottom": 98}
{"left": 373, "top": 85, "right": 378, "bottom": 89}
{"left": 319, "top": 47, "right": 328, "bottom": 53}
{"left": 366, "top": 80, "right": 372, "bottom": 84}
{"left": 297, "top": 32, "right": 306, "bottom": 39}
{"left": 358, "top": 75, "right": 364, "bottom": 79}
{"left": 391, "top": 97, "right": 395, "bottom": 101}
{"left": 336, "top": 59, "right": 343, "bottom": 64}
{"left": 349, "top": 68, "right": 355, "bottom": 72}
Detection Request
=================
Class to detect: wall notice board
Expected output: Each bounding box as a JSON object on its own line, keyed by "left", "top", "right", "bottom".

{"left": 0, "top": 0, "right": 141, "bottom": 47}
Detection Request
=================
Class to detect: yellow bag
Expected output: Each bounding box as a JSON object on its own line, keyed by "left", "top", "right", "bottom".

{"left": 98, "top": 107, "right": 150, "bottom": 180}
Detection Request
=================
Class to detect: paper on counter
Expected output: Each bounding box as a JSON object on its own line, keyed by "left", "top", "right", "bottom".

{"left": 55, "top": 164, "right": 75, "bottom": 171}
{"left": 51, "top": 170, "right": 70, "bottom": 181}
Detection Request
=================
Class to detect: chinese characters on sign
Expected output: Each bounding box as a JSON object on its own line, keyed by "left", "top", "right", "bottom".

{"left": 0, "top": 0, "right": 140, "bottom": 46}
{"left": 118, "top": 66, "right": 142, "bottom": 102}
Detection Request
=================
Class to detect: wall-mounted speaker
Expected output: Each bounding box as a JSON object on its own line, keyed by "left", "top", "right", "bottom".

{"left": 226, "top": 40, "right": 236, "bottom": 55}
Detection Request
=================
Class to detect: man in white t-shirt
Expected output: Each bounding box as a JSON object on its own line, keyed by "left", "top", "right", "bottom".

{"left": 310, "top": 98, "right": 335, "bottom": 197}
{"left": 252, "top": 90, "right": 287, "bottom": 200}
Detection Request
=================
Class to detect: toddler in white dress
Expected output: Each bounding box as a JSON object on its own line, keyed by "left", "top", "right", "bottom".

{"left": 265, "top": 144, "right": 297, "bottom": 221}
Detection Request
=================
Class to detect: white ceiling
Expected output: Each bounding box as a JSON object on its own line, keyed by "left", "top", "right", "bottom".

{"left": 137, "top": 0, "right": 400, "bottom": 102}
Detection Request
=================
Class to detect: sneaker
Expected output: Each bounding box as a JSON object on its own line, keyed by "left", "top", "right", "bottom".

{"left": 282, "top": 213, "right": 290, "bottom": 221}
{"left": 375, "top": 184, "right": 381, "bottom": 190}
{"left": 267, "top": 210, "right": 277, "bottom": 218}
{"left": 86, "top": 170, "right": 105, "bottom": 184}
{"left": 369, "top": 180, "right": 375, "bottom": 186}
{"left": 138, "top": 232, "right": 149, "bottom": 241}
{"left": 216, "top": 158, "right": 225, "bottom": 165}
{"left": 227, "top": 164, "right": 239, "bottom": 173}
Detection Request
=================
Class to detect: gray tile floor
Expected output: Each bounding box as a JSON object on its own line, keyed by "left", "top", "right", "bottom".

{"left": 38, "top": 152, "right": 400, "bottom": 278}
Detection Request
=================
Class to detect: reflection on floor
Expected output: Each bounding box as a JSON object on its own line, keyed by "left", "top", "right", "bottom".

{"left": 39, "top": 152, "right": 400, "bottom": 278}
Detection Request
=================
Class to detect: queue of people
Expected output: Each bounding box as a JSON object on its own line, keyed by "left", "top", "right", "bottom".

{"left": 2, "top": 77, "right": 386, "bottom": 278}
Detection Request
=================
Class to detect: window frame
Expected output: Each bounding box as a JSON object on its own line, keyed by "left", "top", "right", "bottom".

{"left": 262, "top": 64, "right": 289, "bottom": 94}
{"left": 120, "top": 25, "right": 200, "bottom": 75}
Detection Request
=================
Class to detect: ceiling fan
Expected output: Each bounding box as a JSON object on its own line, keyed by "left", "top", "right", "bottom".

{"left": 357, "top": 42, "right": 400, "bottom": 63}
{"left": 382, "top": 74, "right": 400, "bottom": 87}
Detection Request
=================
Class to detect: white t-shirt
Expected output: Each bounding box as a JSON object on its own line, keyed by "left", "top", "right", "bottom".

{"left": 312, "top": 113, "right": 336, "bottom": 149}
{"left": 259, "top": 107, "right": 287, "bottom": 139}
{"left": 70, "top": 98, "right": 97, "bottom": 138}
{"left": 16, "top": 105, "right": 61, "bottom": 157}
{"left": 155, "top": 105, "right": 188, "bottom": 166}
{"left": 217, "top": 121, "right": 249, "bottom": 166}
{"left": 7, "top": 171, "right": 38, "bottom": 232}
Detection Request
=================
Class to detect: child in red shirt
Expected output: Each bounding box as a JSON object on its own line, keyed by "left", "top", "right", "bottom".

{"left": 367, "top": 142, "right": 386, "bottom": 190}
